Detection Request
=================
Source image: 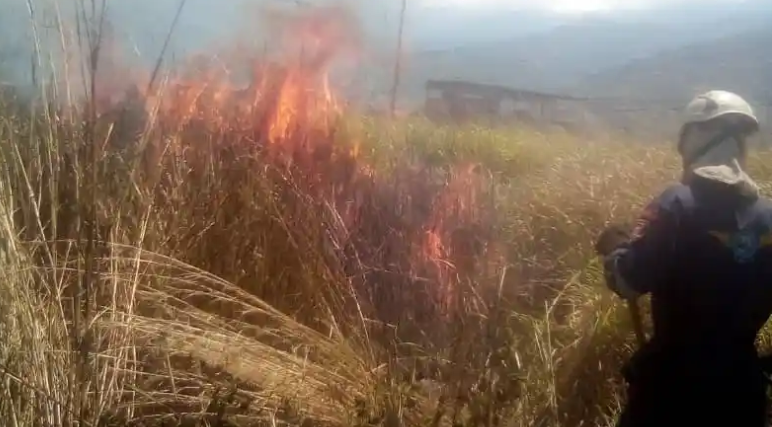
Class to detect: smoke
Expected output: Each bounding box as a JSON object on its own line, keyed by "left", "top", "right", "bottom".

{"left": 0, "top": 0, "right": 369, "bottom": 107}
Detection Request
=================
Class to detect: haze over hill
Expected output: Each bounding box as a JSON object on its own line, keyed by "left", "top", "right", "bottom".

{"left": 385, "top": 0, "right": 772, "bottom": 109}
{"left": 2, "top": 0, "right": 771, "bottom": 130}
{"left": 575, "top": 28, "right": 772, "bottom": 101}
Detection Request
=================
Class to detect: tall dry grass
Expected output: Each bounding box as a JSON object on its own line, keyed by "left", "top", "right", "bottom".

{"left": 3, "top": 1, "right": 772, "bottom": 427}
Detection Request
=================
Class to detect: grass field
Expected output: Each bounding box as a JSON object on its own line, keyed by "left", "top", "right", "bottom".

{"left": 3, "top": 4, "right": 772, "bottom": 427}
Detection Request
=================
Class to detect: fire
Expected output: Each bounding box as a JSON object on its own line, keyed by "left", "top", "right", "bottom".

{"left": 84, "top": 3, "right": 497, "bottom": 321}
{"left": 417, "top": 163, "right": 491, "bottom": 314}
{"left": 84, "top": 3, "right": 357, "bottom": 162}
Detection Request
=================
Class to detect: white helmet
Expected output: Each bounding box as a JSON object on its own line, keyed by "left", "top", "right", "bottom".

{"left": 683, "top": 90, "right": 759, "bottom": 128}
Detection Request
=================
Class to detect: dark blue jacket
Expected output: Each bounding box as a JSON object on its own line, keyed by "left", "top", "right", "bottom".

{"left": 607, "top": 174, "right": 772, "bottom": 373}
{"left": 605, "top": 173, "right": 772, "bottom": 425}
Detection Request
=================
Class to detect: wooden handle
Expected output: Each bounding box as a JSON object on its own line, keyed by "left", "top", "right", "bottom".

{"left": 627, "top": 299, "right": 646, "bottom": 347}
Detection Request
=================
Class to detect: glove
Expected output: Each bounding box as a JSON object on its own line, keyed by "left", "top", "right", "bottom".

{"left": 595, "top": 224, "right": 641, "bottom": 300}
{"left": 603, "top": 248, "right": 641, "bottom": 300}
{"left": 594, "top": 223, "right": 632, "bottom": 257}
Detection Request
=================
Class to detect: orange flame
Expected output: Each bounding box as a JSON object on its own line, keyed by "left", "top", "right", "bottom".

{"left": 417, "top": 163, "right": 490, "bottom": 315}
{"left": 80, "top": 4, "right": 502, "bottom": 323}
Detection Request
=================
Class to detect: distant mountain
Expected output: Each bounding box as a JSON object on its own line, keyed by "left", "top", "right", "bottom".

{"left": 355, "top": 2, "right": 572, "bottom": 52}
{"left": 568, "top": 26, "right": 772, "bottom": 137}
{"left": 356, "top": 0, "right": 772, "bottom": 110}
{"left": 402, "top": 19, "right": 730, "bottom": 90}
{"left": 367, "top": 0, "right": 772, "bottom": 53}
{"left": 3, "top": 0, "right": 772, "bottom": 122}
{"left": 575, "top": 27, "right": 772, "bottom": 102}
{"left": 400, "top": 7, "right": 569, "bottom": 52}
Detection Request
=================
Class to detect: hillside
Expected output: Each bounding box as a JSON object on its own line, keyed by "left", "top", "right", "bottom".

{"left": 383, "top": 2, "right": 772, "bottom": 109}
{"left": 576, "top": 27, "right": 772, "bottom": 102}
{"left": 359, "top": 3, "right": 569, "bottom": 52}
{"left": 570, "top": 27, "right": 772, "bottom": 137}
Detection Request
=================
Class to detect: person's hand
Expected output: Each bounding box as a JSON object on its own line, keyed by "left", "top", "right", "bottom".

{"left": 594, "top": 223, "right": 632, "bottom": 257}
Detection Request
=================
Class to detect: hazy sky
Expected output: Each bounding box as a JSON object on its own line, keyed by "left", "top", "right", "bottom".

{"left": 419, "top": 0, "right": 752, "bottom": 13}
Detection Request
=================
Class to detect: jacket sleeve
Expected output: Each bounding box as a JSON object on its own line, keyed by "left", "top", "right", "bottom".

{"left": 604, "top": 186, "right": 683, "bottom": 298}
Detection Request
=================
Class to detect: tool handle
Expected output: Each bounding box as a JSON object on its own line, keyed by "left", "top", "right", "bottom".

{"left": 626, "top": 299, "right": 646, "bottom": 347}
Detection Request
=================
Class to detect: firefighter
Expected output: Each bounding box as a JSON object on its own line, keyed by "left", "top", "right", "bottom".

{"left": 596, "top": 90, "right": 772, "bottom": 427}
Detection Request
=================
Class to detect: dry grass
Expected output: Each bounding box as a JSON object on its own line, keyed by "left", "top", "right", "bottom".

{"left": 3, "top": 2, "right": 772, "bottom": 427}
